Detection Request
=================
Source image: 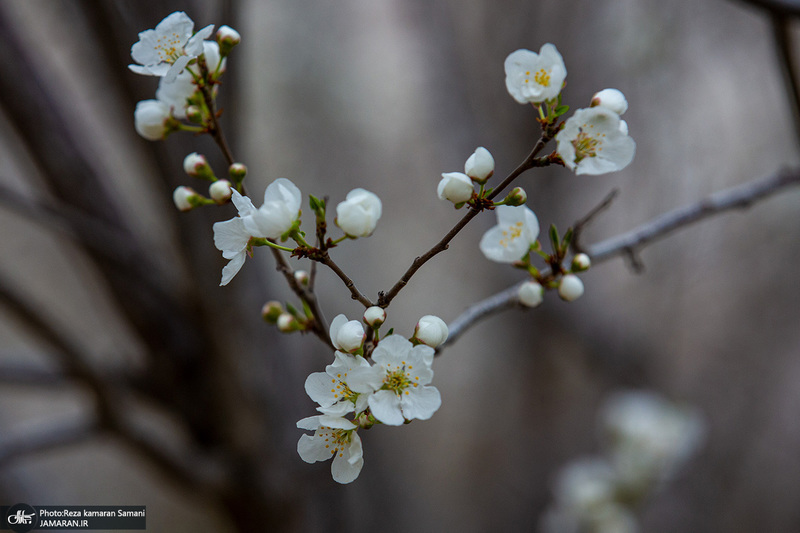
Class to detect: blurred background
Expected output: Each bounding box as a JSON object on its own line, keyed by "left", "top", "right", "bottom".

{"left": 1, "top": 0, "right": 800, "bottom": 531}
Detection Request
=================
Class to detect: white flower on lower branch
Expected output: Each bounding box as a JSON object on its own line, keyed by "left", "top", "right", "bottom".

{"left": 348, "top": 335, "right": 441, "bottom": 426}
{"left": 297, "top": 415, "right": 363, "bottom": 484}
{"left": 304, "top": 351, "right": 372, "bottom": 416}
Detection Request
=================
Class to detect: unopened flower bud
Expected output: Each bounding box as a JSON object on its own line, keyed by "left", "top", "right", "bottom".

{"left": 413, "top": 315, "right": 449, "bottom": 348}
{"left": 185, "top": 105, "right": 203, "bottom": 124}
{"left": 517, "top": 281, "right": 544, "bottom": 307}
{"left": 209, "top": 179, "right": 233, "bottom": 203}
{"left": 502, "top": 186, "right": 527, "bottom": 206}
{"left": 363, "top": 306, "right": 386, "bottom": 328}
{"left": 134, "top": 99, "right": 172, "bottom": 141}
{"left": 261, "top": 301, "right": 283, "bottom": 323}
{"left": 228, "top": 162, "right": 247, "bottom": 182}
{"left": 216, "top": 25, "right": 241, "bottom": 56}
{"left": 277, "top": 312, "right": 299, "bottom": 332}
{"left": 329, "top": 314, "right": 366, "bottom": 353}
{"left": 571, "top": 253, "right": 591, "bottom": 272}
{"left": 183, "top": 152, "right": 215, "bottom": 179}
{"left": 437, "top": 172, "right": 474, "bottom": 205}
{"left": 558, "top": 274, "right": 584, "bottom": 301}
{"left": 465, "top": 147, "right": 494, "bottom": 184}
{"left": 173, "top": 186, "right": 198, "bottom": 211}
{"left": 335, "top": 189, "right": 382, "bottom": 237}
{"left": 590, "top": 88, "right": 628, "bottom": 116}
{"left": 294, "top": 270, "right": 309, "bottom": 286}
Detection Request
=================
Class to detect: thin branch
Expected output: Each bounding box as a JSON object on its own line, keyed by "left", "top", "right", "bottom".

{"left": 572, "top": 189, "right": 620, "bottom": 253}
{"left": 317, "top": 252, "right": 374, "bottom": 308}
{"left": 378, "top": 136, "right": 551, "bottom": 308}
{"left": 440, "top": 167, "right": 800, "bottom": 351}
{"left": 270, "top": 248, "right": 335, "bottom": 349}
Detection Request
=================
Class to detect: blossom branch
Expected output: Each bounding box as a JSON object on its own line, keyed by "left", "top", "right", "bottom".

{"left": 441, "top": 167, "right": 800, "bottom": 350}
{"left": 197, "top": 60, "right": 235, "bottom": 167}
{"left": 378, "top": 135, "right": 552, "bottom": 308}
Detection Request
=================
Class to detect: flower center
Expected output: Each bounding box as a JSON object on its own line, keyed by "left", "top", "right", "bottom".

{"left": 499, "top": 221, "right": 525, "bottom": 248}
{"left": 330, "top": 375, "right": 357, "bottom": 402}
{"left": 383, "top": 361, "right": 419, "bottom": 396}
{"left": 320, "top": 426, "right": 352, "bottom": 458}
{"left": 154, "top": 32, "right": 185, "bottom": 64}
{"left": 533, "top": 68, "right": 551, "bottom": 87}
{"left": 572, "top": 125, "right": 605, "bottom": 163}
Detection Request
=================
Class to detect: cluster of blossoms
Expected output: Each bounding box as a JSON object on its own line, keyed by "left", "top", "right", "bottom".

{"left": 131, "top": 13, "right": 650, "bottom": 486}
{"left": 297, "top": 312, "right": 447, "bottom": 483}
{"left": 436, "top": 43, "right": 636, "bottom": 306}
{"left": 130, "top": 11, "right": 240, "bottom": 141}
{"left": 539, "top": 391, "right": 705, "bottom": 533}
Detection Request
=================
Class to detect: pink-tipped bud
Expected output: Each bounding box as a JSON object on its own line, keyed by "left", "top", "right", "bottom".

{"left": 183, "top": 153, "right": 215, "bottom": 180}
{"left": 216, "top": 25, "right": 241, "bottom": 56}
{"left": 571, "top": 253, "right": 591, "bottom": 272}
{"left": 228, "top": 162, "right": 247, "bottom": 182}
{"left": 173, "top": 186, "right": 198, "bottom": 212}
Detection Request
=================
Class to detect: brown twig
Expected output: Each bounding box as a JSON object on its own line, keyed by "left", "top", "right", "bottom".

{"left": 378, "top": 135, "right": 552, "bottom": 308}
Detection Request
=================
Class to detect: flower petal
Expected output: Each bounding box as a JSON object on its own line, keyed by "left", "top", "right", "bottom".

{"left": 400, "top": 386, "right": 442, "bottom": 421}
{"left": 368, "top": 390, "right": 405, "bottom": 426}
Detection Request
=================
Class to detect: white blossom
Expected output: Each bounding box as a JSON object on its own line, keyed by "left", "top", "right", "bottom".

{"left": 212, "top": 189, "right": 256, "bottom": 285}
{"left": 479, "top": 205, "right": 540, "bottom": 263}
{"left": 305, "top": 351, "right": 372, "bottom": 416}
{"left": 335, "top": 188, "right": 382, "bottom": 237}
{"left": 134, "top": 99, "right": 171, "bottom": 140}
{"left": 129, "top": 12, "right": 214, "bottom": 83}
{"left": 242, "top": 178, "right": 302, "bottom": 240}
{"left": 464, "top": 147, "right": 494, "bottom": 183}
{"left": 329, "top": 314, "right": 366, "bottom": 353}
{"left": 600, "top": 390, "right": 704, "bottom": 487}
{"left": 517, "top": 281, "right": 544, "bottom": 308}
{"left": 504, "top": 44, "right": 567, "bottom": 104}
{"left": 556, "top": 107, "right": 635, "bottom": 175}
{"left": 413, "top": 315, "right": 449, "bottom": 348}
{"left": 348, "top": 335, "right": 441, "bottom": 426}
{"left": 437, "top": 172, "right": 474, "bottom": 204}
{"left": 558, "top": 274, "right": 584, "bottom": 301}
{"left": 591, "top": 88, "right": 628, "bottom": 116}
{"left": 297, "top": 415, "right": 363, "bottom": 484}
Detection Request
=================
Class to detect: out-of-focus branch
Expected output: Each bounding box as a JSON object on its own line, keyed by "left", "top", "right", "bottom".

{"left": 441, "top": 168, "right": 800, "bottom": 350}
{"left": 0, "top": 418, "right": 98, "bottom": 468}
{"left": 586, "top": 168, "right": 800, "bottom": 262}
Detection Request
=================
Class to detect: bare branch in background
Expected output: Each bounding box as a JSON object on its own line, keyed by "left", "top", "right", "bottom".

{"left": 442, "top": 168, "right": 800, "bottom": 348}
